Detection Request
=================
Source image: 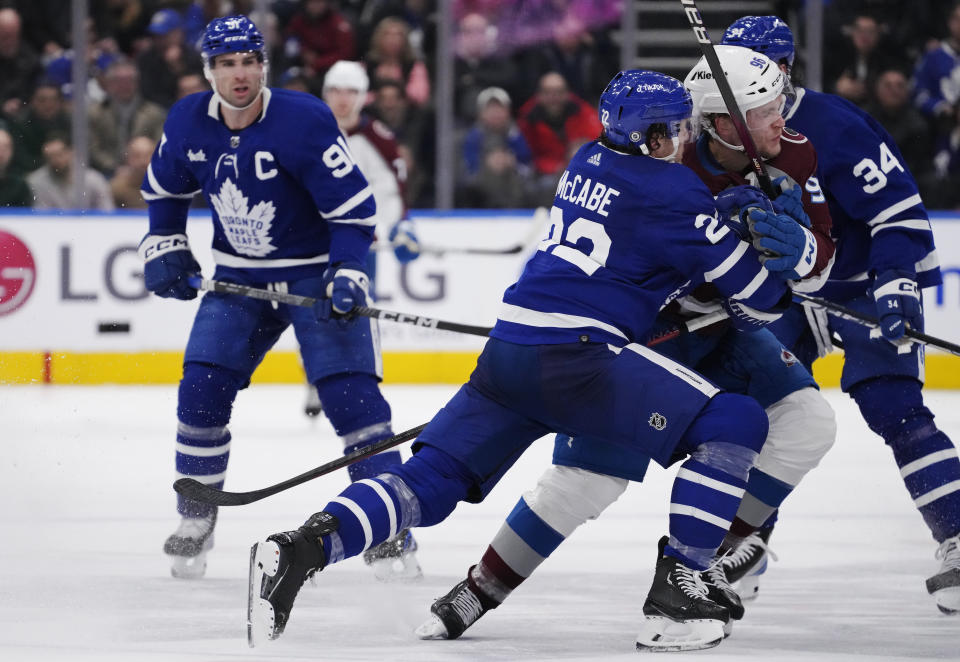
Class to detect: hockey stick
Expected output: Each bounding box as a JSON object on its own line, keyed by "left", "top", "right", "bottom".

{"left": 371, "top": 241, "right": 526, "bottom": 256}
{"left": 187, "top": 276, "right": 493, "bottom": 338}
{"left": 793, "top": 291, "right": 960, "bottom": 357}
{"left": 679, "top": 0, "right": 776, "bottom": 197}
{"left": 173, "top": 423, "right": 428, "bottom": 506}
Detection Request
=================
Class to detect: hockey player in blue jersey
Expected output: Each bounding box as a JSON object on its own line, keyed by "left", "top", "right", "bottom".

{"left": 414, "top": 47, "right": 839, "bottom": 642}
{"left": 247, "top": 70, "right": 793, "bottom": 651}
{"left": 140, "top": 15, "right": 418, "bottom": 580}
{"left": 722, "top": 15, "right": 960, "bottom": 615}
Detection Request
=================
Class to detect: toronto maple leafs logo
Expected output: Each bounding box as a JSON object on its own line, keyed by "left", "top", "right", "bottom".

{"left": 209, "top": 178, "right": 277, "bottom": 257}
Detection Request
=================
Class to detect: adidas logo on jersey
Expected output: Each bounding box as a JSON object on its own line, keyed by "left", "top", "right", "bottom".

{"left": 587, "top": 152, "right": 602, "bottom": 166}
{"left": 187, "top": 149, "right": 207, "bottom": 162}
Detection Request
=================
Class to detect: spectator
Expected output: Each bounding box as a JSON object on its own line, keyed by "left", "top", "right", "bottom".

{"left": 0, "top": 7, "right": 43, "bottom": 118}
{"left": 456, "top": 86, "right": 533, "bottom": 208}
{"left": 452, "top": 12, "right": 519, "bottom": 124}
{"left": 0, "top": 127, "right": 32, "bottom": 207}
{"left": 8, "top": 81, "right": 71, "bottom": 175}
{"left": 914, "top": 2, "right": 960, "bottom": 126}
{"left": 285, "top": 0, "right": 357, "bottom": 84}
{"left": 27, "top": 135, "right": 114, "bottom": 211}
{"left": 368, "top": 77, "right": 434, "bottom": 207}
{"left": 826, "top": 14, "right": 902, "bottom": 107}
{"left": 110, "top": 135, "right": 155, "bottom": 209}
{"left": 865, "top": 68, "right": 934, "bottom": 178}
{"left": 91, "top": 0, "right": 154, "bottom": 56}
{"left": 176, "top": 71, "right": 208, "bottom": 99}
{"left": 517, "top": 71, "right": 601, "bottom": 201}
{"left": 136, "top": 8, "right": 204, "bottom": 108}
{"left": 365, "top": 15, "right": 430, "bottom": 106}
{"left": 89, "top": 59, "right": 166, "bottom": 176}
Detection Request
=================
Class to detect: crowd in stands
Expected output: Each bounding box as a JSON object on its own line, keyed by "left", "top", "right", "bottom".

{"left": 5, "top": 0, "right": 960, "bottom": 210}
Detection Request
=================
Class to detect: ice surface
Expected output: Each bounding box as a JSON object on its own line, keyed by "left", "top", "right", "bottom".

{"left": 1, "top": 384, "right": 958, "bottom": 661}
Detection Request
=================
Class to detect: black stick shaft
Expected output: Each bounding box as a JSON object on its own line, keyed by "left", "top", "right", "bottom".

{"left": 173, "top": 423, "right": 428, "bottom": 506}
{"left": 679, "top": 0, "right": 775, "bottom": 197}
{"left": 793, "top": 291, "right": 960, "bottom": 357}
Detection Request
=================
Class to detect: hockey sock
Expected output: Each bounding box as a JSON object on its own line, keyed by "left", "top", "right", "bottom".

{"left": 315, "top": 373, "right": 397, "bottom": 482}
{"left": 725, "top": 469, "right": 794, "bottom": 542}
{"left": 176, "top": 363, "right": 243, "bottom": 517}
{"left": 852, "top": 377, "right": 960, "bottom": 541}
{"left": 320, "top": 446, "right": 474, "bottom": 563}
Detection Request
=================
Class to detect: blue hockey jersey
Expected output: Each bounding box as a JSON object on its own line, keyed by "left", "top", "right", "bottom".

{"left": 491, "top": 141, "right": 788, "bottom": 347}
{"left": 141, "top": 88, "right": 377, "bottom": 283}
{"left": 784, "top": 87, "right": 941, "bottom": 299}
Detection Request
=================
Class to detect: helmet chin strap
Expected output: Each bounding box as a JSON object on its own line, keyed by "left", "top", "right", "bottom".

{"left": 703, "top": 121, "right": 746, "bottom": 153}
{"left": 203, "top": 62, "right": 269, "bottom": 112}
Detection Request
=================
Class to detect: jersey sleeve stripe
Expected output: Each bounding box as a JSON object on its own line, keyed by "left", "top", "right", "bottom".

{"left": 327, "top": 215, "right": 378, "bottom": 226}
{"left": 321, "top": 186, "right": 374, "bottom": 219}
{"left": 869, "top": 218, "right": 932, "bottom": 236}
{"left": 732, "top": 267, "right": 770, "bottom": 300}
{"left": 145, "top": 164, "right": 198, "bottom": 199}
{"left": 621, "top": 343, "right": 720, "bottom": 398}
{"left": 866, "top": 193, "right": 924, "bottom": 227}
{"left": 210, "top": 248, "right": 330, "bottom": 268}
{"left": 497, "top": 302, "right": 628, "bottom": 340}
{"left": 703, "top": 241, "right": 749, "bottom": 282}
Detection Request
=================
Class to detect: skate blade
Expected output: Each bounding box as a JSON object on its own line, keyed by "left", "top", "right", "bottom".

{"left": 414, "top": 614, "right": 450, "bottom": 640}
{"left": 247, "top": 541, "right": 281, "bottom": 647}
{"left": 933, "top": 586, "right": 960, "bottom": 615}
{"left": 369, "top": 554, "right": 424, "bottom": 583}
{"left": 170, "top": 551, "right": 207, "bottom": 579}
{"left": 636, "top": 616, "right": 725, "bottom": 652}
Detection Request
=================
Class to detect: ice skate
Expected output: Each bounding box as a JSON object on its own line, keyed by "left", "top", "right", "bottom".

{"left": 926, "top": 535, "right": 960, "bottom": 614}
{"left": 721, "top": 526, "right": 776, "bottom": 601}
{"left": 304, "top": 384, "right": 323, "bottom": 418}
{"left": 363, "top": 528, "right": 423, "bottom": 582}
{"left": 415, "top": 573, "right": 496, "bottom": 640}
{"left": 247, "top": 512, "right": 338, "bottom": 646}
{"left": 163, "top": 511, "right": 216, "bottom": 579}
{"left": 636, "top": 537, "right": 728, "bottom": 652}
{"left": 702, "top": 557, "right": 744, "bottom": 637}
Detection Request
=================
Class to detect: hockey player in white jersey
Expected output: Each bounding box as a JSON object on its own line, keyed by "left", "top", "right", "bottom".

{"left": 722, "top": 15, "right": 960, "bottom": 615}
{"left": 141, "top": 15, "right": 411, "bottom": 580}
{"left": 247, "top": 69, "right": 795, "bottom": 652}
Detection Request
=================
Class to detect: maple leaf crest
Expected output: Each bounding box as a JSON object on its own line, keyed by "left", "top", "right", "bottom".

{"left": 210, "top": 178, "right": 277, "bottom": 257}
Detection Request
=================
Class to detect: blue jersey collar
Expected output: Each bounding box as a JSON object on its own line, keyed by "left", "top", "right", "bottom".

{"left": 206, "top": 87, "right": 272, "bottom": 123}
{"left": 695, "top": 134, "right": 727, "bottom": 176}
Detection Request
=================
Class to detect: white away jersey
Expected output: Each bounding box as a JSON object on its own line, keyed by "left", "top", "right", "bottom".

{"left": 491, "top": 141, "right": 788, "bottom": 347}
{"left": 141, "top": 88, "right": 377, "bottom": 282}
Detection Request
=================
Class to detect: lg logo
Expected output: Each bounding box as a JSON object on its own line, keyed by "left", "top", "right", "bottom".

{"left": 0, "top": 229, "right": 36, "bottom": 315}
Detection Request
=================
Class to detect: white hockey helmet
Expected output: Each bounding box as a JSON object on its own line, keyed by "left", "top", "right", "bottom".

{"left": 323, "top": 60, "right": 369, "bottom": 114}
{"left": 684, "top": 44, "right": 785, "bottom": 133}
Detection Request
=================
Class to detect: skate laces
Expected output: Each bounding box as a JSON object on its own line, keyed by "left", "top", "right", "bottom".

{"left": 721, "top": 532, "right": 778, "bottom": 571}
{"left": 447, "top": 583, "right": 485, "bottom": 626}
{"left": 935, "top": 536, "right": 960, "bottom": 570}
{"left": 174, "top": 515, "right": 215, "bottom": 540}
{"left": 674, "top": 564, "right": 710, "bottom": 599}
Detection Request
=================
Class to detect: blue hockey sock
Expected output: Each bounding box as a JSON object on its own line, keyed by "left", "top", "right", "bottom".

{"left": 175, "top": 423, "right": 230, "bottom": 517}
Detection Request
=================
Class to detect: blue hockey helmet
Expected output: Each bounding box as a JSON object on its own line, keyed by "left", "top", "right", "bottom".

{"left": 200, "top": 15, "right": 266, "bottom": 65}
{"left": 722, "top": 16, "right": 795, "bottom": 73}
{"left": 598, "top": 70, "right": 696, "bottom": 161}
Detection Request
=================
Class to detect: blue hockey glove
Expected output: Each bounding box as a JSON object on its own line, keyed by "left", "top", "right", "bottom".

{"left": 714, "top": 184, "right": 774, "bottom": 240}
{"left": 389, "top": 219, "right": 420, "bottom": 263}
{"left": 771, "top": 175, "right": 812, "bottom": 229}
{"left": 748, "top": 207, "right": 817, "bottom": 280}
{"left": 315, "top": 262, "right": 370, "bottom": 321}
{"left": 138, "top": 233, "right": 200, "bottom": 300}
{"left": 872, "top": 269, "right": 921, "bottom": 341}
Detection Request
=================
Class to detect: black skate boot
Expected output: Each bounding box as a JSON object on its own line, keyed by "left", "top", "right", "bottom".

{"left": 926, "top": 535, "right": 960, "bottom": 614}
{"left": 720, "top": 525, "right": 776, "bottom": 601}
{"left": 415, "top": 569, "right": 499, "bottom": 640}
{"left": 363, "top": 528, "right": 423, "bottom": 581}
{"left": 636, "top": 536, "right": 729, "bottom": 652}
{"left": 702, "top": 558, "right": 744, "bottom": 638}
{"left": 163, "top": 510, "right": 217, "bottom": 579}
{"left": 247, "top": 512, "right": 339, "bottom": 646}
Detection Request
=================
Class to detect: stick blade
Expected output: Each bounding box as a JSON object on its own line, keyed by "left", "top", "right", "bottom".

{"left": 173, "top": 477, "right": 250, "bottom": 506}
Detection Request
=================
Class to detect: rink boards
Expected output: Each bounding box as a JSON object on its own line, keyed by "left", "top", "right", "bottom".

{"left": 2, "top": 209, "right": 960, "bottom": 387}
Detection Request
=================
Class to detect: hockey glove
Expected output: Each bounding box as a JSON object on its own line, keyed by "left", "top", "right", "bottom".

{"left": 315, "top": 262, "right": 370, "bottom": 321}
{"left": 720, "top": 292, "right": 789, "bottom": 332}
{"left": 389, "top": 219, "right": 421, "bottom": 263}
{"left": 138, "top": 233, "right": 200, "bottom": 300}
{"left": 714, "top": 184, "right": 774, "bottom": 241}
{"left": 748, "top": 207, "right": 817, "bottom": 280}
{"left": 872, "top": 269, "right": 921, "bottom": 341}
{"left": 771, "top": 175, "right": 812, "bottom": 229}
